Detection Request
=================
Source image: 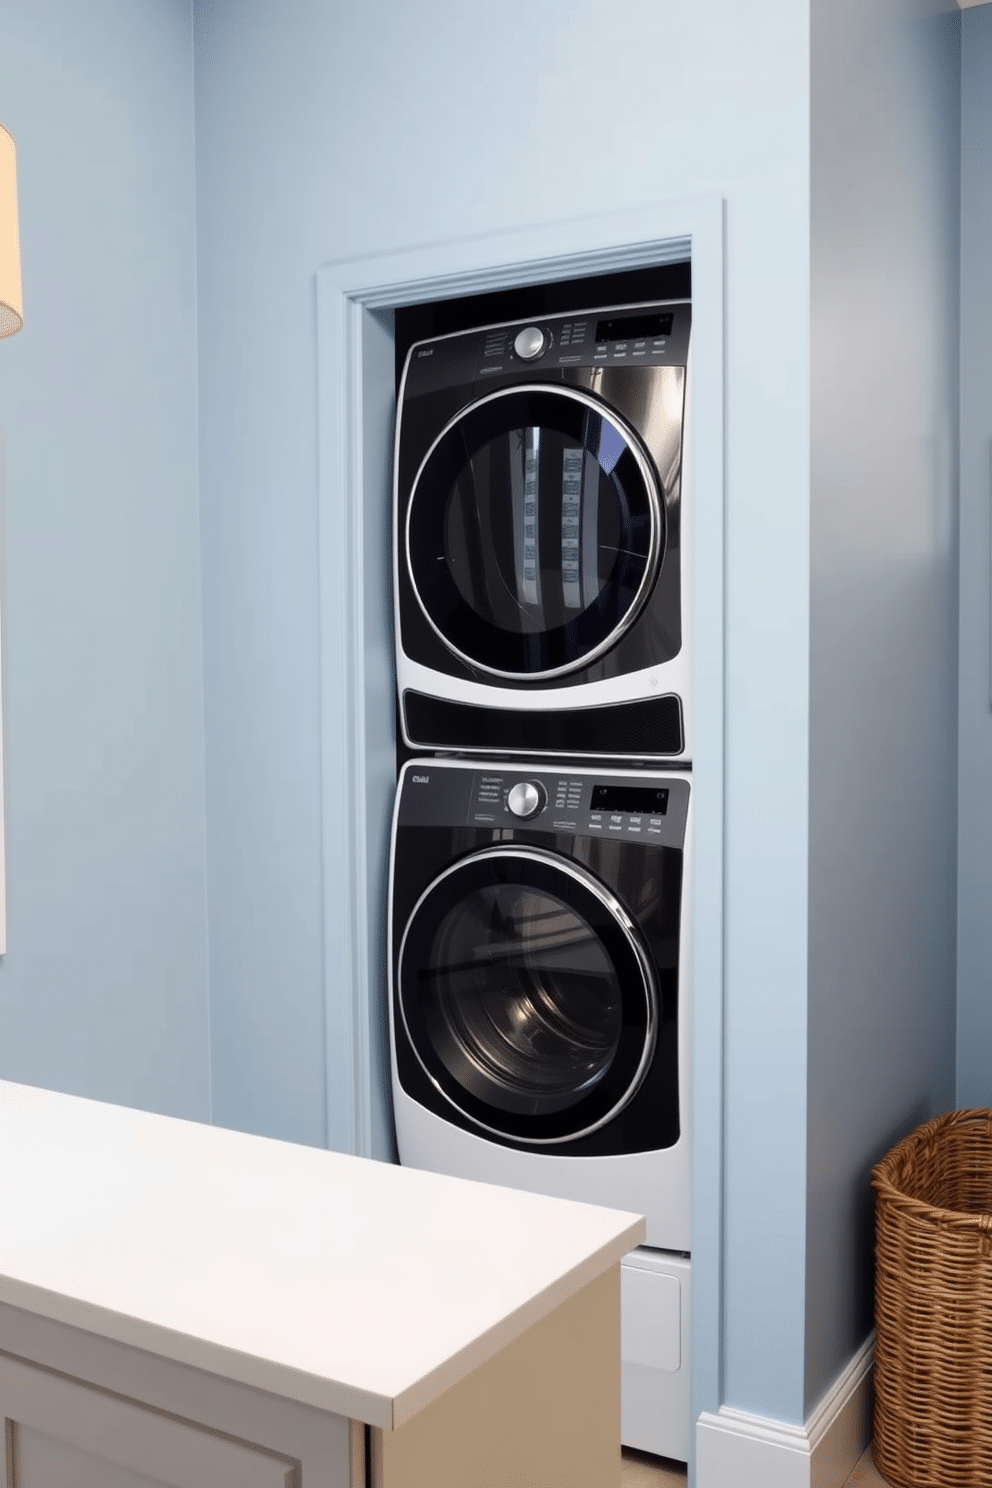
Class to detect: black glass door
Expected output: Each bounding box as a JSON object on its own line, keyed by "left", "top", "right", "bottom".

{"left": 397, "top": 846, "right": 658, "bottom": 1144}
{"left": 405, "top": 386, "right": 663, "bottom": 680}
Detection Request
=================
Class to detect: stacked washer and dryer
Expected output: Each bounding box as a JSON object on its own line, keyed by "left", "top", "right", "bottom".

{"left": 387, "top": 299, "right": 693, "bottom": 1461}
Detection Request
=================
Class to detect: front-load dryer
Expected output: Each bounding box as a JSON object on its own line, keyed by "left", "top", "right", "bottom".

{"left": 388, "top": 757, "right": 692, "bottom": 1459}
{"left": 394, "top": 300, "right": 691, "bottom": 763}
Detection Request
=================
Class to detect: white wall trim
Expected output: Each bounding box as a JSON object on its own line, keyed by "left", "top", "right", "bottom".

{"left": 696, "top": 1332, "right": 874, "bottom": 1488}
{"left": 313, "top": 197, "right": 727, "bottom": 1469}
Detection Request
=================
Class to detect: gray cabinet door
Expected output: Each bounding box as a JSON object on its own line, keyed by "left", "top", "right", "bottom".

{"left": 1, "top": 1355, "right": 299, "bottom": 1488}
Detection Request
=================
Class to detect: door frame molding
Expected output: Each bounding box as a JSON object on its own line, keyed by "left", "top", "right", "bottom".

{"left": 313, "top": 195, "right": 727, "bottom": 1463}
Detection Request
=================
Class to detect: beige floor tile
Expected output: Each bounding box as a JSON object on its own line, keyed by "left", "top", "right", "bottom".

{"left": 844, "top": 1442, "right": 896, "bottom": 1486}
{"left": 620, "top": 1446, "right": 688, "bottom": 1486}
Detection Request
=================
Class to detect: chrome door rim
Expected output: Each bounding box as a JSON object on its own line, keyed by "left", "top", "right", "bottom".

{"left": 396, "top": 845, "right": 659, "bottom": 1145}
{"left": 404, "top": 384, "right": 664, "bottom": 682}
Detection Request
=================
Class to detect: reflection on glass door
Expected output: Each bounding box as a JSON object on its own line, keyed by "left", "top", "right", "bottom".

{"left": 398, "top": 847, "right": 658, "bottom": 1143}
{"left": 407, "top": 386, "right": 663, "bottom": 679}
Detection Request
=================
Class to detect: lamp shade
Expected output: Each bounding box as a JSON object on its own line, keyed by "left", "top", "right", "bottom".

{"left": 0, "top": 123, "right": 23, "bottom": 338}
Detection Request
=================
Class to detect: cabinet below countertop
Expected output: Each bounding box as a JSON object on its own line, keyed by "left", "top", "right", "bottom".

{"left": 0, "top": 1080, "right": 643, "bottom": 1487}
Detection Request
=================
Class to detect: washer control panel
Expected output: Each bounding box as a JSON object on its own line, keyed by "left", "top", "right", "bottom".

{"left": 399, "top": 761, "right": 689, "bottom": 848}
{"left": 472, "top": 770, "right": 674, "bottom": 839}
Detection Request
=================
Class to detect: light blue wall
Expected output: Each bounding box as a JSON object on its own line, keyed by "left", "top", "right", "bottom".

{"left": 192, "top": 0, "right": 812, "bottom": 1425}
{"left": 0, "top": 0, "right": 976, "bottom": 1442}
{"left": 0, "top": 0, "right": 211, "bottom": 1120}
{"left": 957, "top": 3, "right": 992, "bottom": 1107}
{"left": 806, "top": 0, "right": 959, "bottom": 1415}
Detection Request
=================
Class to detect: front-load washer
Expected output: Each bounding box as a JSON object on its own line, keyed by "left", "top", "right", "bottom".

{"left": 394, "top": 300, "right": 691, "bottom": 763}
{"left": 388, "top": 756, "right": 692, "bottom": 1459}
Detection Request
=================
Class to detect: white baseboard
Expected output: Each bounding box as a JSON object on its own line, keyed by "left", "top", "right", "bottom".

{"left": 695, "top": 1332, "right": 874, "bottom": 1488}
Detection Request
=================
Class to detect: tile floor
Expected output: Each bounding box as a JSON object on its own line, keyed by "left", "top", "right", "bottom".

{"left": 620, "top": 1447, "right": 687, "bottom": 1486}
{"left": 844, "top": 1445, "right": 893, "bottom": 1486}
{"left": 620, "top": 1442, "right": 892, "bottom": 1485}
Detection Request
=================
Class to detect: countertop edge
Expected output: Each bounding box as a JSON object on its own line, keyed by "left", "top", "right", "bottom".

{"left": 0, "top": 1218, "right": 644, "bottom": 1430}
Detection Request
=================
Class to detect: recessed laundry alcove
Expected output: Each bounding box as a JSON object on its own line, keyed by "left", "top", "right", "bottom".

{"left": 312, "top": 195, "right": 727, "bottom": 1447}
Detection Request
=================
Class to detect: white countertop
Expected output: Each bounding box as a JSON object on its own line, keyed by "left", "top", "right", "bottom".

{"left": 0, "top": 1080, "right": 644, "bottom": 1428}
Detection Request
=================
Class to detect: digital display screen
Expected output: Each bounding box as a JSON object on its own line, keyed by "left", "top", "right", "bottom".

{"left": 594, "top": 312, "right": 674, "bottom": 343}
{"left": 591, "top": 785, "right": 669, "bottom": 815}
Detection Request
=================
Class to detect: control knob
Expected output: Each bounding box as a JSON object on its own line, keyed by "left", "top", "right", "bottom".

{"left": 513, "top": 325, "right": 548, "bottom": 361}
{"left": 507, "top": 781, "right": 546, "bottom": 819}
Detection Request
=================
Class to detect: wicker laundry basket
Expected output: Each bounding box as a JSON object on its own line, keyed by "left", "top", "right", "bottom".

{"left": 871, "top": 1109, "right": 992, "bottom": 1488}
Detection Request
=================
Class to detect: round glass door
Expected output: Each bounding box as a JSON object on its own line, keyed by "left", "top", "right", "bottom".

{"left": 397, "top": 846, "right": 658, "bottom": 1144}
{"left": 405, "top": 385, "right": 664, "bottom": 680}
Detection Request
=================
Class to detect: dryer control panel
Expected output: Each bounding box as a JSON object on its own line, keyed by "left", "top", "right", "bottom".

{"left": 403, "top": 299, "right": 691, "bottom": 397}
{"left": 399, "top": 761, "right": 689, "bottom": 848}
